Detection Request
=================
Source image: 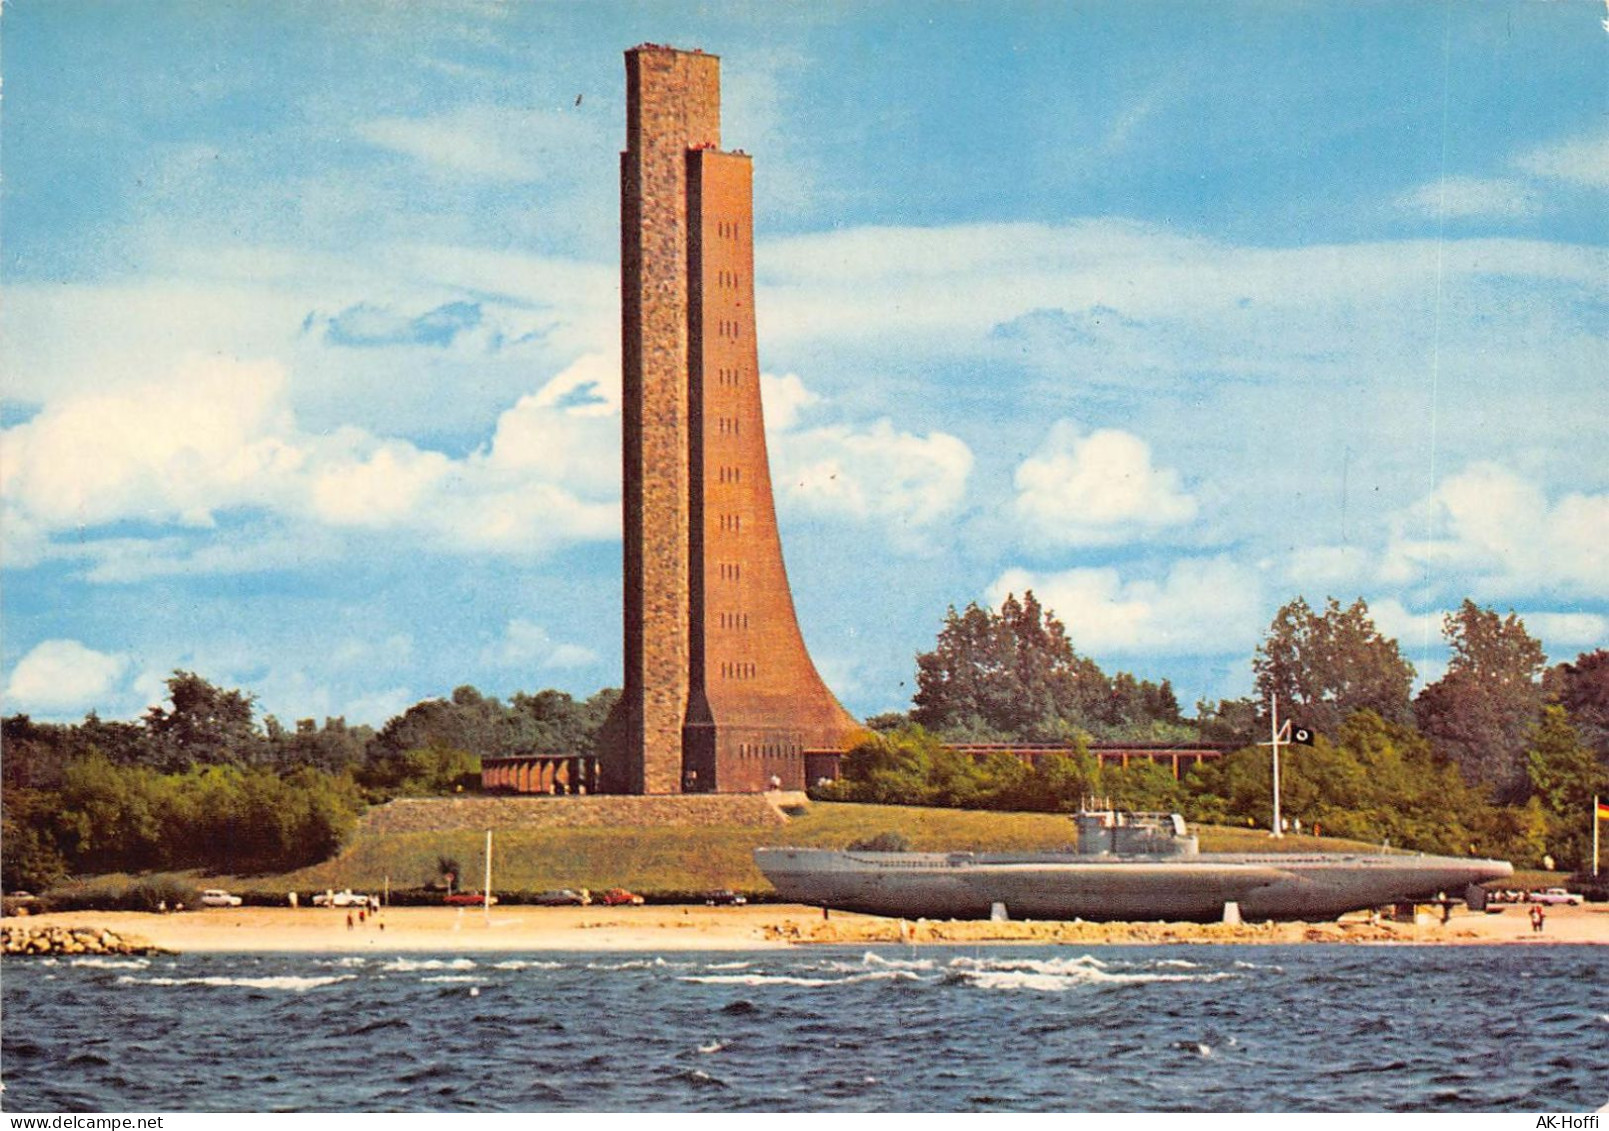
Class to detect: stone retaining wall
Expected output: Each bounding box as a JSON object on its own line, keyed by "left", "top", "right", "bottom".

{"left": 361, "top": 793, "right": 790, "bottom": 837}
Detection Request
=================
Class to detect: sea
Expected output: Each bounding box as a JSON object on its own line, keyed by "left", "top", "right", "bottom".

{"left": 2, "top": 944, "right": 1604, "bottom": 1113}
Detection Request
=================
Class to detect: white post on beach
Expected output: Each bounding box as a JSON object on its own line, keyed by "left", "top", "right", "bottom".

{"left": 1595, "top": 795, "right": 1601, "bottom": 878}
{"left": 484, "top": 829, "right": 493, "bottom": 925}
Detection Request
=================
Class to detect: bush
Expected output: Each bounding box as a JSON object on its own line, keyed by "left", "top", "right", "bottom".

{"left": 847, "top": 831, "right": 912, "bottom": 852}
{"left": 123, "top": 875, "right": 200, "bottom": 911}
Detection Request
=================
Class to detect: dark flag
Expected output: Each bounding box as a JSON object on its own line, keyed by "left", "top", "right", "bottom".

{"left": 1289, "top": 724, "right": 1316, "bottom": 746}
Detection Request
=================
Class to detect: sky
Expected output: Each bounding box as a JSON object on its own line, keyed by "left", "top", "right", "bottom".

{"left": 2, "top": 1, "right": 1605, "bottom": 730}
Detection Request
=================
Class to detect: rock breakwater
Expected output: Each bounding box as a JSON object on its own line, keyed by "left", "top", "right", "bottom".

{"left": 2, "top": 923, "right": 169, "bottom": 956}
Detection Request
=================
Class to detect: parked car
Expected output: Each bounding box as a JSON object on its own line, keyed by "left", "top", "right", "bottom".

{"left": 599, "top": 888, "right": 645, "bottom": 906}
{"left": 200, "top": 888, "right": 243, "bottom": 907}
{"left": 1529, "top": 887, "right": 1584, "bottom": 906}
{"left": 534, "top": 889, "right": 590, "bottom": 906}
{"left": 703, "top": 889, "right": 747, "bottom": 906}
{"left": 312, "top": 889, "right": 370, "bottom": 908}
{"left": 444, "top": 892, "right": 498, "bottom": 907}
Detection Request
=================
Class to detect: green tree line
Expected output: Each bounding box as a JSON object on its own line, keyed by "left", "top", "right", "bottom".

{"left": 2, "top": 676, "right": 620, "bottom": 891}
{"left": 831, "top": 593, "right": 1608, "bottom": 871}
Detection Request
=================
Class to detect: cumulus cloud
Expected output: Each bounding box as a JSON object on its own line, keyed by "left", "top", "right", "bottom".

{"left": 1012, "top": 421, "right": 1196, "bottom": 546}
{"left": 770, "top": 418, "right": 973, "bottom": 531}
{"left": 480, "top": 618, "right": 599, "bottom": 670}
{"left": 759, "top": 372, "right": 820, "bottom": 430}
{"left": 986, "top": 557, "right": 1263, "bottom": 657}
{"left": 4, "top": 640, "right": 130, "bottom": 714}
{"left": 1285, "top": 544, "right": 1374, "bottom": 591}
{"left": 1379, "top": 463, "right": 1608, "bottom": 600}
{"left": 1, "top": 352, "right": 622, "bottom": 574}
{"left": 0, "top": 356, "right": 303, "bottom": 535}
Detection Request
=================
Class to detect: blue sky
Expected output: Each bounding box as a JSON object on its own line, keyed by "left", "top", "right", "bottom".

{"left": 3, "top": 1, "right": 1605, "bottom": 728}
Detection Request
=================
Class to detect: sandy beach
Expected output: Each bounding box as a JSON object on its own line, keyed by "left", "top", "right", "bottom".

{"left": 7, "top": 900, "right": 1606, "bottom": 953}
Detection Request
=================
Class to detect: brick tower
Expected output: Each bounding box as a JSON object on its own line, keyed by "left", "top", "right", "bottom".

{"left": 605, "top": 44, "right": 859, "bottom": 794}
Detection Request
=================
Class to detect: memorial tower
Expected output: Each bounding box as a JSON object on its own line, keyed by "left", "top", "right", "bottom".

{"left": 607, "top": 44, "right": 859, "bottom": 794}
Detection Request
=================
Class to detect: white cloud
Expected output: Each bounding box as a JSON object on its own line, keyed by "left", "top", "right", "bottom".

{"left": 1285, "top": 544, "right": 1374, "bottom": 590}
{"left": 480, "top": 619, "right": 599, "bottom": 670}
{"left": 2, "top": 353, "right": 623, "bottom": 575}
{"left": 986, "top": 557, "right": 1264, "bottom": 657}
{"left": 1379, "top": 463, "right": 1609, "bottom": 600}
{"left": 759, "top": 372, "right": 819, "bottom": 430}
{"left": 1369, "top": 598, "right": 1605, "bottom": 687}
{"left": 341, "top": 687, "right": 416, "bottom": 729}
{"left": 0, "top": 356, "right": 302, "bottom": 533}
{"left": 771, "top": 418, "right": 973, "bottom": 531}
{"left": 1, "top": 250, "right": 617, "bottom": 443}
{"left": 4, "top": 640, "right": 131, "bottom": 714}
{"left": 1012, "top": 421, "right": 1196, "bottom": 546}
{"left": 1516, "top": 130, "right": 1609, "bottom": 190}
{"left": 1396, "top": 176, "right": 1539, "bottom": 219}
{"left": 1523, "top": 612, "right": 1608, "bottom": 651}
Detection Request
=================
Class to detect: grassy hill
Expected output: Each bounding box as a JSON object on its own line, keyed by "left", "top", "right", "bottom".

{"left": 235, "top": 796, "right": 1395, "bottom": 899}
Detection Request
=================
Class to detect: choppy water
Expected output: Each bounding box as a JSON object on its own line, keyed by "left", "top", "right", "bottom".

{"left": 3, "top": 945, "right": 1605, "bottom": 1112}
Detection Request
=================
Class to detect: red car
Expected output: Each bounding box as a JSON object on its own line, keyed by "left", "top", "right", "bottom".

{"left": 599, "top": 888, "right": 645, "bottom": 906}
{"left": 444, "top": 892, "right": 498, "bottom": 907}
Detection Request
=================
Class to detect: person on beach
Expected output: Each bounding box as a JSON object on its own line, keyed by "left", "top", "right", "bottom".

{"left": 1530, "top": 905, "right": 1545, "bottom": 933}
{"left": 346, "top": 911, "right": 355, "bottom": 931}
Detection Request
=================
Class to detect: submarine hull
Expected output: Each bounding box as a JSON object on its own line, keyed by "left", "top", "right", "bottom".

{"left": 753, "top": 847, "right": 1515, "bottom": 922}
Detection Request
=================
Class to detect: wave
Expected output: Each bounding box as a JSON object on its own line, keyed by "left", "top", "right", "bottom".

{"left": 420, "top": 975, "right": 482, "bottom": 984}
{"left": 585, "top": 957, "right": 693, "bottom": 971}
{"left": 116, "top": 974, "right": 357, "bottom": 992}
{"left": 378, "top": 957, "right": 476, "bottom": 972}
{"left": 67, "top": 957, "right": 150, "bottom": 970}
{"left": 943, "top": 956, "right": 1238, "bottom": 991}
{"left": 491, "top": 959, "right": 566, "bottom": 970}
{"left": 680, "top": 970, "right": 923, "bottom": 988}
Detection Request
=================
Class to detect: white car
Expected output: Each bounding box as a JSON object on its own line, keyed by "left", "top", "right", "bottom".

{"left": 200, "top": 888, "right": 243, "bottom": 907}
{"left": 1531, "top": 887, "right": 1584, "bottom": 906}
{"left": 312, "top": 889, "right": 371, "bottom": 908}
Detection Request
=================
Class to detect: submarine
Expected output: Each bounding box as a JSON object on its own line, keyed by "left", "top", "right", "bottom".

{"left": 754, "top": 809, "right": 1514, "bottom": 922}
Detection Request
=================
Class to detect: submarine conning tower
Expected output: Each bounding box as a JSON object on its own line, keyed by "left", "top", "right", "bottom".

{"left": 1075, "top": 809, "right": 1199, "bottom": 857}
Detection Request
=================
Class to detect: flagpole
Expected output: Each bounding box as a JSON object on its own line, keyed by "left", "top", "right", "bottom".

{"left": 1270, "top": 694, "right": 1283, "bottom": 839}
{"left": 484, "top": 828, "right": 493, "bottom": 925}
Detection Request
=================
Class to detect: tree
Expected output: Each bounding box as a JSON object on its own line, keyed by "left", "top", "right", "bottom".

{"left": 1415, "top": 601, "right": 1546, "bottom": 803}
{"left": 1544, "top": 649, "right": 1609, "bottom": 770}
{"left": 1253, "top": 596, "right": 1416, "bottom": 737}
{"left": 912, "top": 592, "right": 1121, "bottom": 740}
{"left": 1525, "top": 705, "right": 1604, "bottom": 869}
{"left": 1186, "top": 711, "right": 1486, "bottom": 855}
{"left": 143, "top": 671, "right": 266, "bottom": 769}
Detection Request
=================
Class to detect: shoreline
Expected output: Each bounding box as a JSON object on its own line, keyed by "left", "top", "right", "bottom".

{"left": 6, "top": 901, "right": 1606, "bottom": 953}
